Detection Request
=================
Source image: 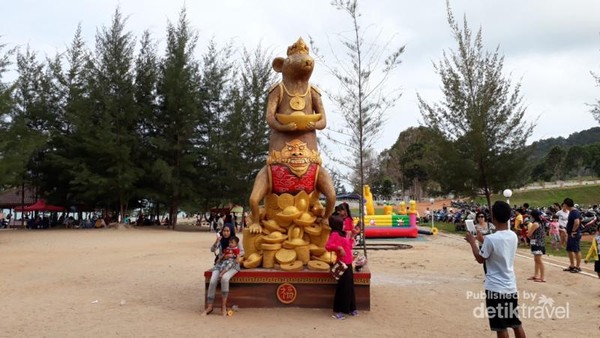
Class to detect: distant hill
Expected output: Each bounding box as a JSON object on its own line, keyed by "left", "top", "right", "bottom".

{"left": 529, "top": 127, "right": 600, "bottom": 161}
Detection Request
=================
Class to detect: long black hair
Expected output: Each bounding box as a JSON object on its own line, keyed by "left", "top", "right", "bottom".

{"left": 329, "top": 215, "right": 346, "bottom": 237}
{"left": 340, "top": 202, "right": 352, "bottom": 218}
{"left": 530, "top": 210, "right": 542, "bottom": 224}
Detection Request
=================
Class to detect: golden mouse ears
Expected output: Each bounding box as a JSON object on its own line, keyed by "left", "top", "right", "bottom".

{"left": 287, "top": 37, "right": 309, "bottom": 56}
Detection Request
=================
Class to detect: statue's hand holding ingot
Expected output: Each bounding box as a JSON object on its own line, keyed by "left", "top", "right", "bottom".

{"left": 305, "top": 121, "right": 316, "bottom": 130}
{"left": 248, "top": 222, "right": 263, "bottom": 234}
{"left": 283, "top": 122, "right": 297, "bottom": 131}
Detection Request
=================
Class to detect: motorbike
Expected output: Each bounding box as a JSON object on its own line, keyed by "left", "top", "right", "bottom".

{"left": 580, "top": 211, "right": 598, "bottom": 235}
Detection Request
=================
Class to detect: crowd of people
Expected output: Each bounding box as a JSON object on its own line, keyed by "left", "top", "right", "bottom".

{"left": 464, "top": 197, "right": 600, "bottom": 338}
{"left": 425, "top": 200, "right": 599, "bottom": 235}
{"left": 1, "top": 211, "right": 177, "bottom": 229}
{"left": 205, "top": 212, "right": 245, "bottom": 233}
{"left": 456, "top": 197, "right": 598, "bottom": 278}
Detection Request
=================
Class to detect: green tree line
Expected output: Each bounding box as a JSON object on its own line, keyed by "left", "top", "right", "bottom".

{"left": 370, "top": 126, "right": 600, "bottom": 202}
{"left": 2, "top": 3, "right": 598, "bottom": 223}
{"left": 0, "top": 8, "right": 276, "bottom": 227}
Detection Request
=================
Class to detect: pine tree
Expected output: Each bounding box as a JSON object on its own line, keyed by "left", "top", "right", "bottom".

{"left": 418, "top": 3, "right": 533, "bottom": 208}
{"left": 0, "top": 39, "right": 16, "bottom": 187}
{"left": 225, "top": 45, "right": 276, "bottom": 206}
{"left": 133, "top": 30, "right": 161, "bottom": 209}
{"left": 196, "top": 40, "right": 236, "bottom": 208}
{"left": 1, "top": 47, "right": 50, "bottom": 194}
{"left": 31, "top": 53, "right": 73, "bottom": 204}
{"left": 70, "top": 8, "right": 140, "bottom": 218}
{"left": 43, "top": 25, "right": 95, "bottom": 208}
{"left": 155, "top": 7, "right": 203, "bottom": 228}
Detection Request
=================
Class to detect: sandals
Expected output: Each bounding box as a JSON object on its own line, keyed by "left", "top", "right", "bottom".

{"left": 570, "top": 267, "right": 581, "bottom": 273}
{"left": 527, "top": 276, "right": 538, "bottom": 280}
{"left": 350, "top": 310, "right": 359, "bottom": 316}
{"left": 563, "top": 266, "right": 575, "bottom": 272}
{"left": 331, "top": 313, "right": 346, "bottom": 320}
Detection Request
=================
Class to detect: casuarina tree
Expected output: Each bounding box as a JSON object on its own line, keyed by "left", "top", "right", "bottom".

{"left": 418, "top": 3, "right": 533, "bottom": 209}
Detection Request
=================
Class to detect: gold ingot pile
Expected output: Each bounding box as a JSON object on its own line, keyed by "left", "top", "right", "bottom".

{"left": 242, "top": 190, "right": 333, "bottom": 270}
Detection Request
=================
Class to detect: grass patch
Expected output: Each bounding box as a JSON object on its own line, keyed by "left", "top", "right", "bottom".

{"left": 349, "top": 208, "right": 388, "bottom": 216}
{"left": 429, "top": 221, "right": 456, "bottom": 233}
{"left": 474, "top": 184, "right": 600, "bottom": 207}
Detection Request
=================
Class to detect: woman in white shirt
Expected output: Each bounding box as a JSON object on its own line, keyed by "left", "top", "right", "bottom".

{"left": 555, "top": 203, "right": 569, "bottom": 249}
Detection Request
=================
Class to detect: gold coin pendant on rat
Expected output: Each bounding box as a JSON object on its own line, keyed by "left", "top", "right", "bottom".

{"left": 282, "top": 82, "right": 310, "bottom": 111}
{"left": 289, "top": 96, "right": 305, "bottom": 111}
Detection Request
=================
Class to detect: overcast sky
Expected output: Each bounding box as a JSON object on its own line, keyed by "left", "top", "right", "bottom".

{"left": 2, "top": 0, "right": 600, "bottom": 155}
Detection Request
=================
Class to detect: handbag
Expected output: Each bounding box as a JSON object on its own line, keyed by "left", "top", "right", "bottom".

{"left": 330, "top": 261, "right": 348, "bottom": 280}
{"left": 354, "top": 255, "right": 367, "bottom": 271}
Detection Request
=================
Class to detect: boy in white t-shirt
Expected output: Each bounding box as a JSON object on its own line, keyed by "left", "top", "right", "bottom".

{"left": 466, "top": 201, "right": 526, "bottom": 338}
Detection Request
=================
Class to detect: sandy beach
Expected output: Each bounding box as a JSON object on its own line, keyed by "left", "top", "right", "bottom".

{"left": 1, "top": 225, "right": 598, "bottom": 338}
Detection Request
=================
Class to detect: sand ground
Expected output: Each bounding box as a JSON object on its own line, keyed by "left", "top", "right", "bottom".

{"left": 1, "top": 226, "right": 598, "bottom": 338}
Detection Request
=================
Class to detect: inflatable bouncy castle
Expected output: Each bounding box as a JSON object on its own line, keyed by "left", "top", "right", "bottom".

{"left": 356, "top": 185, "right": 418, "bottom": 238}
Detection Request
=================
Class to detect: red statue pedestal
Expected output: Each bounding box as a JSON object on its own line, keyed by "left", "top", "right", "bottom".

{"left": 203, "top": 267, "right": 371, "bottom": 310}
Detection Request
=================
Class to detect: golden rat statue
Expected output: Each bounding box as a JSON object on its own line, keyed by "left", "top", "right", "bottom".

{"left": 243, "top": 38, "right": 337, "bottom": 269}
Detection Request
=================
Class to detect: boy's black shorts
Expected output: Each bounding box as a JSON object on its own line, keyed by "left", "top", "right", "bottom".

{"left": 485, "top": 290, "right": 522, "bottom": 331}
{"left": 595, "top": 261, "right": 600, "bottom": 273}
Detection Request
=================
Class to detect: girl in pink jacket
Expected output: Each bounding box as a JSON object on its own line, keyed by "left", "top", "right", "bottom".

{"left": 326, "top": 215, "right": 358, "bottom": 320}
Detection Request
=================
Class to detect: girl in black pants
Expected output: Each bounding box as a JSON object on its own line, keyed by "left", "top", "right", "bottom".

{"left": 326, "top": 215, "right": 357, "bottom": 320}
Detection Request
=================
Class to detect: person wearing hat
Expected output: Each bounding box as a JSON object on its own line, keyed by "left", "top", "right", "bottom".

{"left": 203, "top": 223, "right": 244, "bottom": 316}
{"left": 325, "top": 215, "right": 358, "bottom": 320}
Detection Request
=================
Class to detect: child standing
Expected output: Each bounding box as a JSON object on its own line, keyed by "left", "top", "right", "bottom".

{"left": 465, "top": 201, "right": 526, "bottom": 338}
{"left": 326, "top": 215, "right": 357, "bottom": 320}
{"left": 549, "top": 215, "right": 561, "bottom": 250}
{"left": 527, "top": 210, "right": 546, "bottom": 282}
{"left": 584, "top": 232, "right": 600, "bottom": 278}
{"left": 216, "top": 236, "right": 240, "bottom": 278}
